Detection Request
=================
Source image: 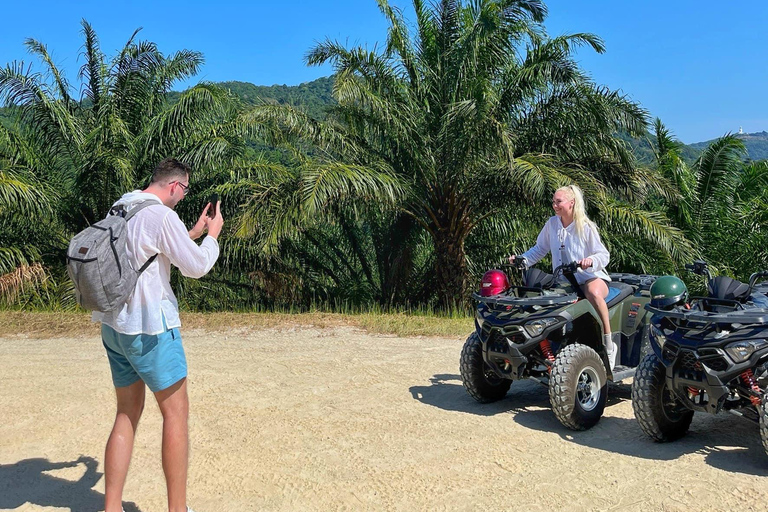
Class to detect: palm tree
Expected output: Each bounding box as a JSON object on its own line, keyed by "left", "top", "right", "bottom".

{"left": 248, "top": 0, "right": 689, "bottom": 308}
{"left": 0, "top": 20, "right": 256, "bottom": 228}
{"left": 0, "top": 20, "right": 260, "bottom": 306}
{"left": 0, "top": 109, "right": 59, "bottom": 301}
{"left": 649, "top": 120, "right": 768, "bottom": 279}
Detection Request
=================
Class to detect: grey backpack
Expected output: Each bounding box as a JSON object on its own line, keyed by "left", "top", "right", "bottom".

{"left": 67, "top": 200, "right": 160, "bottom": 312}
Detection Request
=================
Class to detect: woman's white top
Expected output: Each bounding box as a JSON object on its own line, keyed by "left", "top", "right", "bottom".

{"left": 521, "top": 215, "right": 610, "bottom": 285}
{"left": 92, "top": 191, "right": 220, "bottom": 335}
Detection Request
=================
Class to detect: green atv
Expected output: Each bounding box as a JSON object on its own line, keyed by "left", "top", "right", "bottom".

{"left": 460, "top": 258, "right": 658, "bottom": 430}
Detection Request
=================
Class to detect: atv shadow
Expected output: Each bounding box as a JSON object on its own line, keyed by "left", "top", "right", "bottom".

{"left": 0, "top": 456, "right": 142, "bottom": 511}
{"left": 410, "top": 374, "right": 768, "bottom": 475}
{"left": 512, "top": 407, "right": 768, "bottom": 476}
{"left": 409, "top": 373, "right": 631, "bottom": 416}
{"left": 409, "top": 373, "right": 522, "bottom": 416}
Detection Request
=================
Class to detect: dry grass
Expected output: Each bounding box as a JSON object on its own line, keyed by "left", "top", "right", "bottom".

{"left": 0, "top": 264, "right": 46, "bottom": 303}
{"left": 0, "top": 311, "right": 472, "bottom": 339}
{"left": 0, "top": 311, "right": 101, "bottom": 338}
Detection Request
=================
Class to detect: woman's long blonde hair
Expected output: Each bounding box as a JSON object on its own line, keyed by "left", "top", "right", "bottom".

{"left": 556, "top": 184, "right": 595, "bottom": 237}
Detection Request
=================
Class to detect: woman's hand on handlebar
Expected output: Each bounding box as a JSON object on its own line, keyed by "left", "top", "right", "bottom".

{"left": 508, "top": 255, "right": 528, "bottom": 269}
{"left": 579, "top": 257, "right": 593, "bottom": 269}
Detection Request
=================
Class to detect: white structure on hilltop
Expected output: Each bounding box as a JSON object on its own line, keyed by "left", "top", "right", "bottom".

{"left": 739, "top": 126, "right": 744, "bottom": 134}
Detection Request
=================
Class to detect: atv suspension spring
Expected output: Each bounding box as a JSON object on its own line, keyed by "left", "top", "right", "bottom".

{"left": 540, "top": 340, "right": 555, "bottom": 363}
{"left": 687, "top": 387, "right": 700, "bottom": 397}
{"left": 739, "top": 369, "right": 762, "bottom": 407}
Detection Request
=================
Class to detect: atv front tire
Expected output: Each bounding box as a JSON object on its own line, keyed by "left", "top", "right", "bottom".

{"left": 632, "top": 354, "right": 693, "bottom": 442}
{"left": 549, "top": 343, "right": 607, "bottom": 430}
{"left": 460, "top": 332, "right": 512, "bottom": 403}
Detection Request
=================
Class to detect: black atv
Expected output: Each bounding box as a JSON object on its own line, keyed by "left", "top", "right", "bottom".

{"left": 632, "top": 260, "right": 768, "bottom": 457}
{"left": 460, "top": 258, "right": 658, "bottom": 430}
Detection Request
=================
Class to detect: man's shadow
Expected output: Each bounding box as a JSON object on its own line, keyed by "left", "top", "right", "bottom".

{"left": 0, "top": 456, "right": 141, "bottom": 511}
{"left": 410, "top": 373, "right": 768, "bottom": 475}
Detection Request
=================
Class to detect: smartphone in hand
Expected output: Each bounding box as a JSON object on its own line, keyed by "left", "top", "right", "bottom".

{"left": 207, "top": 193, "right": 219, "bottom": 218}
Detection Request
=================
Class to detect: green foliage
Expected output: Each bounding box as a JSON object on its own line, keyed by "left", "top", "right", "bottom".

{"left": 0, "top": 8, "right": 765, "bottom": 315}
{"left": 0, "top": 20, "right": 261, "bottom": 306}
{"left": 645, "top": 120, "right": 768, "bottom": 281}
{"left": 240, "top": 0, "right": 698, "bottom": 309}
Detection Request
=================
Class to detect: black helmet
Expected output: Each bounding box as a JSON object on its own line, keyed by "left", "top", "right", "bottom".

{"left": 650, "top": 275, "right": 688, "bottom": 309}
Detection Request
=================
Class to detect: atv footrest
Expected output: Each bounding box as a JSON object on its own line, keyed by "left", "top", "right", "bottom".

{"left": 611, "top": 365, "right": 634, "bottom": 383}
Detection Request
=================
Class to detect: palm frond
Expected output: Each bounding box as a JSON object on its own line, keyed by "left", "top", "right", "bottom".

{"left": 597, "top": 200, "right": 695, "bottom": 264}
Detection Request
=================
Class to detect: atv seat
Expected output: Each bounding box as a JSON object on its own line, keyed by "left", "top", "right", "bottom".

{"left": 708, "top": 276, "right": 750, "bottom": 302}
{"left": 606, "top": 282, "right": 634, "bottom": 308}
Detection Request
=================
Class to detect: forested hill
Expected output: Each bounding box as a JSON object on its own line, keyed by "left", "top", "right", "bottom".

{"left": 689, "top": 131, "right": 768, "bottom": 161}
{"left": 617, "top": 131, "right": 701, "bottom": 165}
{"left": 168, "top": 76, "right": 336, "bottom": 121}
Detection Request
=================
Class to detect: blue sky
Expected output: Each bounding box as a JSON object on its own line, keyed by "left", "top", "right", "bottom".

{"left": 1, "top": 1, "right": 766, "bottom": 143}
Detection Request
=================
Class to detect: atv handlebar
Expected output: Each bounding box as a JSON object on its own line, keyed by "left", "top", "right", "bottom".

{"left": 747, "top": 270, "right": 768, "bottom": 298}
{"left": 553, "top": 261, "right": 584, "bottom": 279}
{"left": 505, "top": 256, "right": 528, "bottom": 271}
{"left": 685, "top": 260, "right": 712, "bottom": 279}
{"left": 684, "top": 261, "right": 768, "bottom": 299}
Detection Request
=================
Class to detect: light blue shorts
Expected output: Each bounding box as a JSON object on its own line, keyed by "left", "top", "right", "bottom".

{"left": 101, "top": 323, "right": 187, "bottom": 392}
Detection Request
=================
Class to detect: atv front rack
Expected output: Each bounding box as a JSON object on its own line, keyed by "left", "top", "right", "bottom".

{"left": 472, "top": 291, "right": 579, "bottom": 307}
{"left": 608, "top": 273, "right": 658, "bottom": 290}
{"left": 645, "top": 304, "right": 768, "bottom": 327}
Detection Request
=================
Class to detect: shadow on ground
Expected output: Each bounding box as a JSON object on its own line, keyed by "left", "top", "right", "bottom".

{"left": 0, "top": 456, "right": 141, "bottom": 511}
{"left": 408, "top": 373, "right": 630, "bottom": 415}
{"left": 410, "top": 373, "right": 768, "bottom": 475}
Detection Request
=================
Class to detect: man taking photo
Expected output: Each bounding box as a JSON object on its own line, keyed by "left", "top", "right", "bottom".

{"left": 93, "top": 157, "right": 223, "bottom": 512}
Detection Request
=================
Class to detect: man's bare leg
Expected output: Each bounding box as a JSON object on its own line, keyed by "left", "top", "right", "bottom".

{"left": 105, "top": 379, "right": 146, "bottom": 512}
{"left": 155, "top": 377, "right": 189, "bottom": 512}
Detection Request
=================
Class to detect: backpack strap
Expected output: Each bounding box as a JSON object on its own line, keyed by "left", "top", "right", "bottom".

{"left": 139, "top": 254, "right": 158, "bottom": 272}
{"left": 122, "top": 199, "right": 162, "bottom": 222}
{"left": 118, "top": 198, "right": 163, "bottom": 272}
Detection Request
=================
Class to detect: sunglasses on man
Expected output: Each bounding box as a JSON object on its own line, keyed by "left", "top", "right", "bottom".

{"left": 170, "top": 181, "right": 190, "bottom": 196}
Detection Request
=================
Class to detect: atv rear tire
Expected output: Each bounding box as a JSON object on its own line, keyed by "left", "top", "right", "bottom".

{"left": 632, "top": 354, "right": 693, "bottom": 442}
{"left": 760, "top": 391, "right": 768, "bottom": 458}
{"left": 549, "top": 343, "right": 607, "bottom": 430}
{"left": 460, "top": 332, "right": 512, "bottom": 403}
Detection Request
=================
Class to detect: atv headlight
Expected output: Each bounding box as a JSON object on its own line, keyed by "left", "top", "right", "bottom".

{"left": 650, "top": 325, "right": 667, "bottom": 349}
{"left": 524, "top": 318, "right": 560, "bottom": 337}
{"left": 725, "top": 339, "right": 768, "bottom": 363}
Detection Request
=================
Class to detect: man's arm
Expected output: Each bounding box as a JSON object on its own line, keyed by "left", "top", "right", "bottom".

{"left": 159, "top": 210, "right": 220, "bottom": 278}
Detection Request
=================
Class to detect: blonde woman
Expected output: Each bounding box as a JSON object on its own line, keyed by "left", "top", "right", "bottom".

{"left": 509, "top": 185, "right": 616, "bottom": 369}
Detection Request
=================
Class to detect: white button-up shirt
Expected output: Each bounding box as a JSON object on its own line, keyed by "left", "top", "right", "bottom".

{"left": 93, "top": 191, "right": 220, "bottom": 335}
{"left": 521, "top": 215, "right": 610, "bottom": 284}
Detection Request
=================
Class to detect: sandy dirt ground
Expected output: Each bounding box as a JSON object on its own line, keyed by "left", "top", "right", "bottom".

{"left": 1, "top": 325, "right": 767, "bottom": 512}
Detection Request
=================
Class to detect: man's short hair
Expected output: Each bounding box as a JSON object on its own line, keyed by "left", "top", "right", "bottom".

{"left": 151, "top": 158, "right": 191, "bottom": 184}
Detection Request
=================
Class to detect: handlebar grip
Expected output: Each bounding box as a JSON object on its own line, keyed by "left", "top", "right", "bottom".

{"left": 684, "top": 264, "right": 695, "bottom": 271}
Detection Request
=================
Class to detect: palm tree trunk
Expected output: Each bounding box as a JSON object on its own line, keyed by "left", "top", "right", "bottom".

{"left": 432, "top": 227, "right": 468, "bottom": 311}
